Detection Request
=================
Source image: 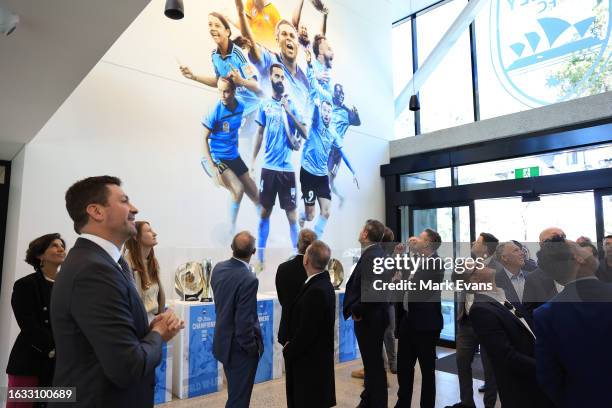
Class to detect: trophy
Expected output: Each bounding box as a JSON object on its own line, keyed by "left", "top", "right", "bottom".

{"left": 200, "top": 258, "right": 213, "bottom": 302}
{"left": 327, "top": 258, "right": 344, "bottom": 290}
{"left": 174, "top": 262, "right": 205, "bottom": 301}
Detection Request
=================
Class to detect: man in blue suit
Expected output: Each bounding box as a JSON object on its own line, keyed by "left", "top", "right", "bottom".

{"left": 211, "top": 231, "right": 263, "bottom": 408}
{"left": 535, "top": 236, "right": 612, "bottom": 408}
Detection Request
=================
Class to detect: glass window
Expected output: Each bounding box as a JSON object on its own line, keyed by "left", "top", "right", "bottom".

{"left": 393, "top": 20, "right": 415, "bottom": 139}
{"left": 417, "top": 0, "right": 474, "bottom": 133}
{"left": 456, "top": 143, "right": 612, "bottom": 186}
{"left": 603, "top": 193, "right": 612, "bottom": 236}
{"left": 400, "top": 169, "right": 452, "bottom": 191}
{"left": 476, "top": 0, "right": 612, "bottom": 120}
{"left": 475, "top": 192, "right": 597, "bottom": 242}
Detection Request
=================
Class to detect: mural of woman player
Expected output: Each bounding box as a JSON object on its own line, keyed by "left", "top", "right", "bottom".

{"left": 179, "top": 12, "right": 262, "bottom": 157}
{"left": 202, "top": 77, "right": 261, "bottom": 235}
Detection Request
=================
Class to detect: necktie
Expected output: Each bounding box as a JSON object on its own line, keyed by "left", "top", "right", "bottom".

{"left": 117, "top": 256, "right": 136, "bottom": 287}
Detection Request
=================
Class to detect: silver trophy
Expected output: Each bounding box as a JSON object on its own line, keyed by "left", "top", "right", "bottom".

{"left": 200, "top": 259, "right": 213, "bottom": 302}
{"left": 327, "top": 258, "right": 344, "bottom": 290}
{"left": 174, "top": 261, "right": 205, "bottom": 301}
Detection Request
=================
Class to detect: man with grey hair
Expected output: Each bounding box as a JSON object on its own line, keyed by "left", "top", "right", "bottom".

{"left": 211, "top": 231, "right": 262, "bottom": 408}
{"left": 276, "top": 228, "right": 318, "bottom": 345}
{"left": 283, "top": 240, "right": 336, "bottom": 407}
{"left": 495, "top": 241, "right": 529, "bottom": 318}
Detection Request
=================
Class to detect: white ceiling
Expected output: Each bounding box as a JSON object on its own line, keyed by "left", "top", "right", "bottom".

{"left": 0, "top": 0, "right": 150, "bottom": 161}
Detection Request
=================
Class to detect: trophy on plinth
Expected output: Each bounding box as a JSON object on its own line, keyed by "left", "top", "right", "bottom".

{"left": 174, "top": 262, "right": 205, "bottom": 301}
{"left": 200, "top": 258, "right": 213, "bottom": 302}
{"left": 327, "top": 258, "right": 344, "bottom": 290}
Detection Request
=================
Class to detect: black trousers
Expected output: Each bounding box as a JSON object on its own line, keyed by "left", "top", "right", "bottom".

{"left": 395, "top": 319, "right": 440, "bottom": 408}
{"left": 354, "top": 308, "right": 388, "bottom": 408}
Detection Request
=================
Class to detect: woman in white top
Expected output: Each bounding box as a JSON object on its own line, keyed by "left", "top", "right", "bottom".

{"left": 123, "top": 221, "right": 165, "bottom": 323}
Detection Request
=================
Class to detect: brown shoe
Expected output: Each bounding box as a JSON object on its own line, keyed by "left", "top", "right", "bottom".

{"left": 351, "top": 368, "right": 365, "bottom": 379}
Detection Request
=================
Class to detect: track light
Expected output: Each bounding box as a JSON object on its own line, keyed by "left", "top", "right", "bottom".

{"left": 0, "top": 6, "right": 19, "bottom": 36}
{"left": 164, "top": 0, "right": 184, "bottom": 20}
{"left": 409, "top": 94, "right": 420, "bottom": 111}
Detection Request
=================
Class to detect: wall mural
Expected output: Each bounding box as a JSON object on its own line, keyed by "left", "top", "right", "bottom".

{"left": 174, "top": 0, "right": 363, "bottom": 271}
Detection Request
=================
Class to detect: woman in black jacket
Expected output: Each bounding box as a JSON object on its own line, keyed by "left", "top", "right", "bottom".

{"left": 6, "top": 233, "right": 65, "bottom": 406}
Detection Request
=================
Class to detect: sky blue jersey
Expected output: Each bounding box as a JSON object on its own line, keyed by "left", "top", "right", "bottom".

{"left": 212, "top": 41, "right": 260, "bottom": 115}
{"left": 202, "top": 99, "right": 244, "bottom": 161}
{"left": 256, "top": 97, "right": 303, "bottom": 171}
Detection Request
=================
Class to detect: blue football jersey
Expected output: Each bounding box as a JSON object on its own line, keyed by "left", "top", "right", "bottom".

{"left": 202, "top": 99, "right": 244, "bottom": 161}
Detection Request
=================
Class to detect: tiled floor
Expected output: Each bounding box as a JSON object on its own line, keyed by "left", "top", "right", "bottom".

{"left": 160, "top": 347, "right": 502, "bottom": 408}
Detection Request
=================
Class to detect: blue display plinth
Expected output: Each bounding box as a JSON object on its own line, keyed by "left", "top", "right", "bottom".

{"left": 172, "top": 301, "right": 222, "bottom": 399}
{"left": 154, "top": 341, "right": 173, "bottom": 404}
{"left": 335, "top": 290, "right": 360, "bottom": 363}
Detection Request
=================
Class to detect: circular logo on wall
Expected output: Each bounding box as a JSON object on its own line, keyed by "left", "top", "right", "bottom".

{"left": 490, "top": 0, "right": 611, "bottom": 107}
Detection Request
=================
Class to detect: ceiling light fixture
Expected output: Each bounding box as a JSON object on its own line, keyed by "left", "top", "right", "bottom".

{"left": 164, "top": 0, "right": 184, "bottom": 20}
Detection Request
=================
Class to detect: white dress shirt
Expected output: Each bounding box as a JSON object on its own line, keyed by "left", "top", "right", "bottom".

{"left": 304, "top": 271, "right": 325, "bottom": 285}
{"left": 80, "top": 233, "right": 121, "bottom": 263}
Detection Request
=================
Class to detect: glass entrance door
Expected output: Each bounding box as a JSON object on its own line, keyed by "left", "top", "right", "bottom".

{"left": 401, "top": 204, "right": 473, "bottom": 343}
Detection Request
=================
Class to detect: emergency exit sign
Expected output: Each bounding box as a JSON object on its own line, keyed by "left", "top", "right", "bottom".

{"left": 515, "top": 166, "right": 540, "bottom": 179}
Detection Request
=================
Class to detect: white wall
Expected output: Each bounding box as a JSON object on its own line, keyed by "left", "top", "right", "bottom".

{"left": 1, "top": 0, "right": 393, "bottom": 385}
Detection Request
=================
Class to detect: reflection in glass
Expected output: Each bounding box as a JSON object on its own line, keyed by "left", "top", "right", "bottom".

{"left": 393, "top": 20, "right": 416, "bottom": 139}
{"left": 417, "top": 0, "right": 474, "bottom": 133}
{"left": 457, "top": 143, "right": 612, "bottom": 186}
{"left": 400, "top": 169, "right": 452, "bottom": 191}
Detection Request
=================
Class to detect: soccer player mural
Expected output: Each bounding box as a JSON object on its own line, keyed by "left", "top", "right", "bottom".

{"left": 180, "top": 0, "right": 362, "bottom": 260}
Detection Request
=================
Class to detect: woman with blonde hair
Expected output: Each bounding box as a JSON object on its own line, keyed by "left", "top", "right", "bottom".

{"left": 123, "top": 221, "right": 165, "bottom": 323}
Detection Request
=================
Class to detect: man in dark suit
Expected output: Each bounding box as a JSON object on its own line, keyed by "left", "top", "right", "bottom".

{"left": 211, "top": 231, "right": 262, "bottom": 408}
{"left": 523, "top": 227, "right": 566, "bottom": 319}
{"left": 534, "top": 236, "right": 612, "bottom": 408}
{"left": 395, "top": 228, "right": 444, "bottom": 408}
{"left": 275, "top": 228, "right": 317, "bottom": 345}
{"left": 283, "top": 240, "right": 336, "bottom": 408}
{"left": 468, "top": 266, "right": 553, "bottom": 408}
{"left": 50, "top": 176, "right": 184, "bottom": 408}
{"left": 343, "top": 219, "right": 388, "bottom": 408}
{"left": 446, "top": 232, "right": 498, "bottom": 408}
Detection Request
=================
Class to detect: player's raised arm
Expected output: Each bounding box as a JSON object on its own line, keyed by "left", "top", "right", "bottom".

{"left": 305, "top": 49, "right": 331, "bottom": 102}
{"left": 348, "top": 106, "right": 361, "bottom": 126}
{"left": 227, "top": 68, "right": 262, "bottom": 95}
{"left": 281, "top": 96, "right": 308, "bottom": 143}
{"left": 180, "top": 65, "right": 218, "bottom": 88}
{"left": 235, "top": 0, "right": 262, "bottom": 63}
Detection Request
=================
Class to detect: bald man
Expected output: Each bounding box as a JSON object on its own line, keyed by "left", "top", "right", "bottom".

{"left": 523, "top": 227, "right": 567, "bottom": 319}
{"left": 211, "top": 231, "right": 263, "bottom": 408}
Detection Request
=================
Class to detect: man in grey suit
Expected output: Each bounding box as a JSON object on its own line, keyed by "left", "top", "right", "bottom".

{"left": 211, "top": 231, "right": 263, "bottom": 408}
{"left": 51, "top": 176, "right": 184, "bottom": 408}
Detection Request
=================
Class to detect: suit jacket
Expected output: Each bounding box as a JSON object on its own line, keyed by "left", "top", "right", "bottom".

{"left": 343, "top": 244, "right": 387, "bottom": 322}
{"left": 470, "top": 293, "right": 553, "bottom": 408}
{"left": 453, "top": 258, "right": 500, "bottom": 323}
{"left": 596, "top": 261, "right": 612, "bottom": 283}
{"left": 6, "top": 270, "right": 55, "bottom": 385}
{"left": 523, "top": 267, "right": 558, "bottom": 319}
{"left": 283, "top": 272, "right": 336, "bottom": 408}
{"left": 395, "top": 253, "right": 444, "bottom": 334}
{"left": 494, "top": 265, "right": 533, "bottom": 324}
{"left": 211, "top": 258, "right": 262, "bottom": 365}
{"left": 534, "top": 278, "right": 612, "bottom": 408}
{"left": 275, "top": 254, "right": 307, "bottom": 345}
{"left": 50, "top": 238, "right": 162, "bottom": 408}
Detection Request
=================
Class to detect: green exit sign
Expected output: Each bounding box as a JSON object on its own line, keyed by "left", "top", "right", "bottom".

{"left": 515, "top": 166, "right": 540, "bottom": 179}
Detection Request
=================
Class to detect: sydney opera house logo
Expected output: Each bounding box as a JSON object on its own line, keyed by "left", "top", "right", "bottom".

{"left": 491, "top": 0, "right": 611, "bottom": 106}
